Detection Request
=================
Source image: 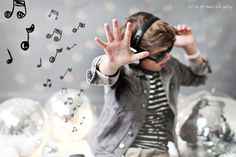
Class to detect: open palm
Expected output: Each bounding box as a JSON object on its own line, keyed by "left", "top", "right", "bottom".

{"left": 94, "top": 19, "right": 149, "bottom": 67}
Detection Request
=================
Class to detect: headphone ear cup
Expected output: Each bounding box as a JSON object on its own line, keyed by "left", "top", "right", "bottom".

{"left": 130, "top": 16, "right": 160, "bottom": 66}
{"left": 129, "top": 47, "right": 141, "bottom": 66}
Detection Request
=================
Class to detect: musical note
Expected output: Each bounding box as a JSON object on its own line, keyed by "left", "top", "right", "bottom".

{"left": 20, "top": 24, "right": 35, "bottom": 51}
{"left": 46, "top": 28, "right": 62, "bottom": 42}
{"left": 78, "top": 101, "right": 83, "bottom": 107}
{"left": 70, "top": 102, "right": 82, "bottom": 117}
{"left": 43, "top": 79, "right": 52, "bottom": 88}
{"left": 64, "top": 108, "right": 75, "bottom": 123}
{"left": 49, "top": 47, "right": 63, "bottom": 63}
{"left": 80, "top": 116, "right": 85, "bottom": 125}
{"left": 69, "top": 154, "right": 85, "bottom": 157}
{"left": 6, "top": 49, "right": 13, "bottom": 64}
{"left": 4, "top": 0, "right": 27, "bottom": 19}
{"left": 64, "top": 103, "right": 82, "bottom": 123}
{"left": 37, "top": 57, "right": 42, "bottom": 68}
{"left": 61, "top": 87, "right": 67, "bottom": 94}
{"left": 64, "top": 97, "right": 73, "bottom": 105}
{"left": 65, "top": 117, "right": 68, "bottom": 123}
{"left": 77, "top": 89, "right": 84, "bottom": 96}
{"left": 70, "top": 107, "right": 77, "bottom": 118}
{"left": 66, "top": 43, "right": 77, "bottom": 51}
{"left": 60, "top": 67, "right": 72, "bottom": 79}
{"left": 72, "top": 126, "right": 77, "bottom": 132}
{"left": 73, "top": 101, "right": 83, "bottom": 110}
{"left": 48, "top": 9, "right": 59, "bottom": 20}
{"left": 72, "top": 22, "right": 85, "bottom": 33}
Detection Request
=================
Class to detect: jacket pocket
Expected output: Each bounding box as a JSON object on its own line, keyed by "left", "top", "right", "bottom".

{"left": 98, "top": 119, "right": 133, "bottom": 153}
{"left": 95, "top": 108, "right": 119, "bottom": 143}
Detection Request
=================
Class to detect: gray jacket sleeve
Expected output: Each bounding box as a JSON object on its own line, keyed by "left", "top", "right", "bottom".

{"left": 86, "top": 55, "right": 120, "bottom": 86}
{"left": 173, "top": 57, "right": 211, "bottom": 86}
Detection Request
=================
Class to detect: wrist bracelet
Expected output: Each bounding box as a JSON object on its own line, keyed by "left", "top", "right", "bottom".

{"left": 184, "top": 49, "right": 201, "bottom": 59}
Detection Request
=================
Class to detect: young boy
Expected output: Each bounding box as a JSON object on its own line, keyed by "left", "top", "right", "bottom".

{"left": 86, "top": 12, "right": 211, "bottom": 157}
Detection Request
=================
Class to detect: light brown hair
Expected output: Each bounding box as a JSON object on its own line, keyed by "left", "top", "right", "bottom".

{"left": 120, "top": 12, "right": 177, "bottom": 50}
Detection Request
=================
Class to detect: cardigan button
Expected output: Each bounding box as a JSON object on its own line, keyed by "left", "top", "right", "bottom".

{"left": 142, "top": 104, "right": 146, "bottom": 108}
{"left": 128, "top": 131, "right": 134, "bottom": 137}
{"left": 119, "top": 143, "right": 125, "bottom": 149}
{"left": 143, "top": 89, "right": 147, "bottom": 94}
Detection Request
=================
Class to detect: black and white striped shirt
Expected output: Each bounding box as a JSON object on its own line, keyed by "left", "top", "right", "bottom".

{"left": 131, "top": 72, "right": 174, "bottom": 151}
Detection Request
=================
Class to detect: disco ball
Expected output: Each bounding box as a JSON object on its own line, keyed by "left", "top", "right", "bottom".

{"left": 0, "top": 97, "right": 48, "bottom": 157}
{"left": 0, "top": 146, "right": 19, "bottom": 157}
{"left": 177, "top": 91, "right": 236, "bottom": 157}
{"left": 44, "top": 88, "right": 95, "bottom": 142}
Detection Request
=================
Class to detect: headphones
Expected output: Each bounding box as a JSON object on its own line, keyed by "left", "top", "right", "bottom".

{"left": 131, "top": 16, "right": 160, "bottom": 53}
{"left": 130, "top": 16, "right": 174, "bottom": 64}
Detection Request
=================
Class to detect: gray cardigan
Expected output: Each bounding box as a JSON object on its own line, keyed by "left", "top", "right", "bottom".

{"left": 86, "top": 55, "right": 211, "bottom": 157}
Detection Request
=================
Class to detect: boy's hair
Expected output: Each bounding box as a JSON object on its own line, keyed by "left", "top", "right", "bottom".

{"left": 120, "top": 12, "right": 177, "bottom": 50}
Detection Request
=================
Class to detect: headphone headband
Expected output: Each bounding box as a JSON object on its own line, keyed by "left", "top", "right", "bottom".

{"left": 132, "top": 16, "right": 160, "bottom": 52}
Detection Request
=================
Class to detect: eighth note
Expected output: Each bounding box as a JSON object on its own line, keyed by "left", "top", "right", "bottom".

{"left": 72, "top": 126, "right": 77, "bottom": 132}
{"left": 48, "top": 9, "right": 59, "bottom": 20}
{"left": 6, "top": 49, "right": 13, "bottom": 64}
{"left": 37, "top": 57, "right": 42, "bottom": 68}
{"left": 49, "top": 47, "right": 63, "bottom": 63}
{"left": 64, "top": 97, "right": 73, "bottom": 105}
{"left": 78, "top": 89, "right": 84, "bottom": 96}
{"left": 21, "top": 24, "right": 35, "bottom": 51}
{"left": 43, "top": 79, "right": 52, "bottom": 88}
{"left": 46, "top": 28, "right": 62, "bottom": 42}
{"left": 4, "top": 0, "right": 27, "bottom": 19}
{"left": 61, "top": 87, "right": 67, "bottom": 94}
{"left": 66, "top": 43, "right": 77, "bottom": 51}
{"left": 72, "top": 22, "right": 85, "bottom": 33}
{"left": 60, "top": 67, "right": 72, "bottom": 79}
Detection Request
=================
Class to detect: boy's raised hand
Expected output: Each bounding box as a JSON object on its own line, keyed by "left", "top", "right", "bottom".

{"left": 94, "top": 19, "right": 149, "bottom": 68}
{"left": 174, "top": 24, "right": 197, "bottom": 51}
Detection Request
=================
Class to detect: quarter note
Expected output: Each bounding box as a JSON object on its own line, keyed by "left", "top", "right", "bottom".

{"left": 6, "top": 49, "right": 13, "bottom": 64}
{"left": 66, "top": 43, "right": 77, "bottom": 51}
{"left": 60, "top": 67, "right": 72, "bottom": 79}
{"left": 43, "top": 79, "right": 52, "bottom": 88}
{"left": 72, "top": 22, "right": 85, "bottom": 33}
{"left": 80, "top": 116, "right": 85, "bottom": 125}
{"left": 37, "top": 57, "right": 42, "bottom": 68}
{"left": 21, "top": 24, "right": 35, "bottom": 51}
{"left": 64, "top": 97, "right": 73, "bottom": 105}
{"left": 48, "top": 9, "right": 59, "bottom": 20}
{"left": 4, "top": 0, "right": 27, "bottom": 19}
{"left": 46, "top": 28, "right": 62, "bottom": 42}
{"left": 49, "top": 47, "right": 63, "bottom": 63}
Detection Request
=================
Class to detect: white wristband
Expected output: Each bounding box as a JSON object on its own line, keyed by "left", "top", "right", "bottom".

{"left": 184, "top": 50, "right": 201, "bottom": 59}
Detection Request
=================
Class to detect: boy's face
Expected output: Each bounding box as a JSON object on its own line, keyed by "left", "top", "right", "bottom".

{"left": 140, "top": 47, "right": 171, "bottom": 72}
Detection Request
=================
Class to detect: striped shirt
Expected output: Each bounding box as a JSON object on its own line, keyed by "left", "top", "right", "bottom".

{"left": 130, "top": 72, "right": 174, "bottom": 151}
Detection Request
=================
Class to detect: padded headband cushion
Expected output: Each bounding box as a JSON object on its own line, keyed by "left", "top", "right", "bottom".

{"left": 131, "top": 16, "right": 160, "bottom": 52}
